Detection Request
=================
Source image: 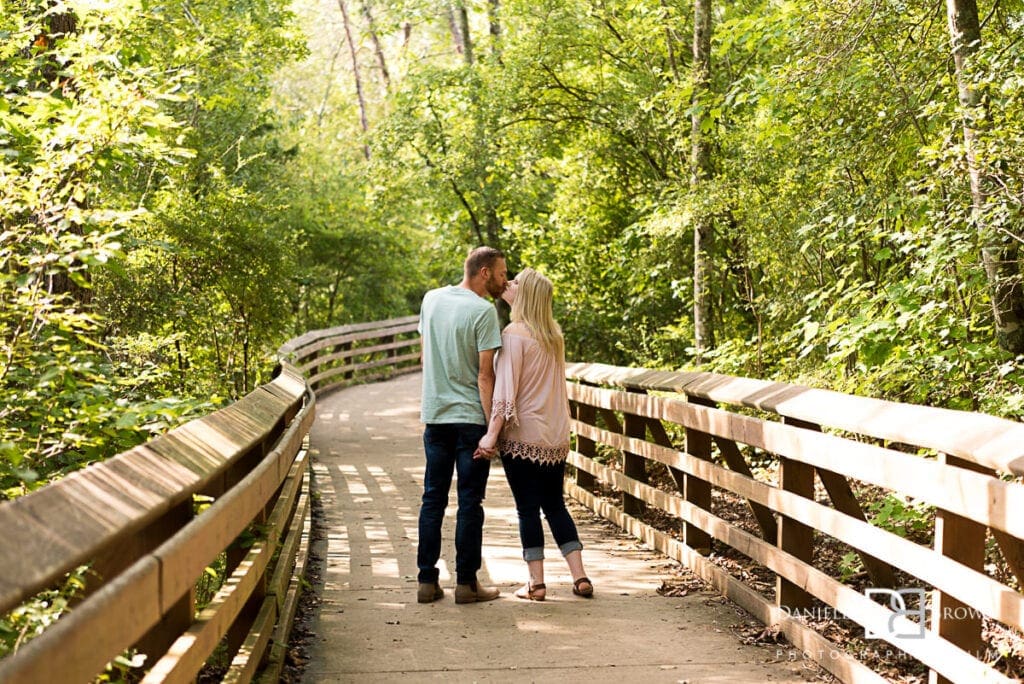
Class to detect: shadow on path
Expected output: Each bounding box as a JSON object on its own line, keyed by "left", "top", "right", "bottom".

{"left": 301, "top": 373, "right": 815, "bottom": 683}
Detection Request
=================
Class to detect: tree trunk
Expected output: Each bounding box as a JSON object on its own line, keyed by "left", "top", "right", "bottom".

{"left": 485, "top": 206, "right": 502, "bottom": 248}
{"left": 337, "top": 0, "right": 371, "bottom": 160}
{"left": 457, "top": 1, "right": 474, "bottom": 65}
{"left": 38, "top": 6, "right": 90, "bottom": 303}
{"left": 447, "top": 4, "right": 465, "bottom": 57}
{"left": 661, "top": 0, "right": 682, "bottom": 80}
{"left": 691, "top": 0, "right": 714, "bottom": 364}
{"left": 946, "top": 0, "right": 1024, "bottom": 353}
{"left": 315, "top": 42, "right": 344, "bottom": 129}
{"left": 361, "top": 0, "right": 390, "bottom": 90}
{"left": 488, "top": 0, "right": 502, "bottom": 62}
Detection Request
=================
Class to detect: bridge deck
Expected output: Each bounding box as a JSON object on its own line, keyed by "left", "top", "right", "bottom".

{"left": 302, "top": 372, "right": 811, "bottom": 683}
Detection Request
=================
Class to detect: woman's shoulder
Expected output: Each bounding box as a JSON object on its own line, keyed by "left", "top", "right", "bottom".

{"left": 503, "top": 321, "right": 535, "bottom": 339}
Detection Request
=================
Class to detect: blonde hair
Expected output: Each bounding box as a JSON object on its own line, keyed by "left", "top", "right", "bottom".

{"left": 510, "top": 268, "right": 564, "bottom": 360}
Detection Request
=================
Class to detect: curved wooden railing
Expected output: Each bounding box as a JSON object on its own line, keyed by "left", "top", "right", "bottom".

{"left": 563, "top": 363, "right": 1024, "bottom": 684}
{"left": 0, "top": 317, "right": 420, "bottom": 682}
{"left": 4, "top": 311, "right": 1020, "bottom": 683}
{"left": 277, "top": 315, "right": 420, "bottom": 395}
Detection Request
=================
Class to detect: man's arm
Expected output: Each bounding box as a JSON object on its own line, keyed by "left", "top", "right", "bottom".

{"left": 477, "top": 348, "right": 497, "bottom": 421}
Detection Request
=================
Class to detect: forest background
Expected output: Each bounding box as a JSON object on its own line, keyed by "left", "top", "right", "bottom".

{"left": 3, "top": 0, "right": 1024, "bottom": 500}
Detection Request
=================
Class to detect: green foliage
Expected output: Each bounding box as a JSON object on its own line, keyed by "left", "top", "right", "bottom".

{"left": 91, "top": 0, "right": 309, "bottom": 399}
{"left": 0, "top": 566, "right": 87, "bottom": 659}
{"left": 866, "top": 492, "right": 934, "bottom": 541}
{"left": 6, "top": 0, "right": 1021, "bottom": 490}
{"left": 0, "top": 0, "right": 213, "bottom": 493}
{"left": 195, "top": 552, "right": 228, "bottom": 613}
{"left": 320, "top": 0, "right": 1024, "bottom": 423}
{"left": 5, "top": 0, "right": 1024, "bottom": 673}
{"left": 837, "top": 551, "right": 864, "bottom": 582}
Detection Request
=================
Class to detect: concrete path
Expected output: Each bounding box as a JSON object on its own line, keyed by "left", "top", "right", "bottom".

{"left": 301, "top": 372, "right": 813, "bottom": 683}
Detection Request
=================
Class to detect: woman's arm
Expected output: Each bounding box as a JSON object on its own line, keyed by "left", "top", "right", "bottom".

{"left": 474, "top": 411, "right": 505, "bottom": 459}
{"left": 475, "top": 331, "right": 521, "bottom": 459}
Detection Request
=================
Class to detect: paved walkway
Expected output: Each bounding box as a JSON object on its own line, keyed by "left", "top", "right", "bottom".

{"left": 302, "top": 372, "right": 813, "bottom": 683}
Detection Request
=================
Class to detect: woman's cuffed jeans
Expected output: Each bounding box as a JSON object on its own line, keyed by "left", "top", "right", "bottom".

{"left": 417, "top": 423, "right": 491, "bottom": 585}
{"left": 501, "top": 454, "right": 582, "bottom": 561}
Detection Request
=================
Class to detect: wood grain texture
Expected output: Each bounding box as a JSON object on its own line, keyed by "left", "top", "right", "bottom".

{"left": 567, "top": 452, "right": 1014, "bottom": 683}
{"left": 567, "top": 382, "right": 1024, "bottom": 538}
{"left": 569, "top": 422, "right": 1024, "bottom": 631}
{"left": 566, "top": 362, "right": 1024, "bottom": 475}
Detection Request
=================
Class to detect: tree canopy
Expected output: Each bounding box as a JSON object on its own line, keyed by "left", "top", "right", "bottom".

{"left": 3, "top": 0, "right": 1024, "bottom": 499}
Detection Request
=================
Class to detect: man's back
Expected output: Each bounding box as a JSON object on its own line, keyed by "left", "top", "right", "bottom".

{"left": 419, "top": 285, "right": 501, "bottom": 424}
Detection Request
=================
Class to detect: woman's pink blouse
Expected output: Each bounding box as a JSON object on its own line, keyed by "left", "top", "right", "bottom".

{"left": 491, "top": 323, "right": 570, "bottom": 464}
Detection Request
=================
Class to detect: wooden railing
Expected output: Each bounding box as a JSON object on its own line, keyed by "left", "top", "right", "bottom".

{"left": 564, "top": 362, "right": 1024, "bottom": 684}
{"left": 0, "top": 317, "right": 420, "bottom": 682}
{"left": 5, "top": 309, "right": 1020, "bottom": 683}
{"left": 277, "top": 315, "right": 421, "bottom": 395}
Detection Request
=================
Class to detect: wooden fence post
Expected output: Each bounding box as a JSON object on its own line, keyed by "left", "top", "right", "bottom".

{"left": 928, "top": 454, "right": 987, "bottom": 684}
{"left": 623, "top": 390, "right": 648, "bottom": 516}
{"left": 783, "top": 419, "right": 895, "bottom": 588}
{"left": 683, "top": 395, "right": 714, "bottom": 554}
{"left": 339, "top": 341, "right": 353, "bottom": 381}
{"left": 574, "top": 400, "right": 597, "bottom": 492}
{"left": 382, "top": 333, "right": 396, "bottom": 374}
{"left": 226, "top": 439, "right": 272, "bottom": 659}
{"left": 777, "top": 416, "right": 815, "bottom": 611}
{"left": 643, "top": 415, "right": 686, "bottom": 540}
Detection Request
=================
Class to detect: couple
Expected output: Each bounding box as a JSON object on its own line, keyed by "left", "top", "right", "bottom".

{"left": 416, "top": 246, "right": 594, "bottom": 604}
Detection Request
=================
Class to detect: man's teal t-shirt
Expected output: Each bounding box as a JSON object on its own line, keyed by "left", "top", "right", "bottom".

{"left": 419, "top": 286, "right": 502, "bottom": 424}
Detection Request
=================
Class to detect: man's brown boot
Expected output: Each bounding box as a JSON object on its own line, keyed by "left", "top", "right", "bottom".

{"left": 417, "top": 581, "right": 444, "bottom": 603}
{"left": 454, "top": 580, "right": 500, "bottom": 604}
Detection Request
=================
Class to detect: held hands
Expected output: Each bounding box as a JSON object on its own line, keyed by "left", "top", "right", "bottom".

{"left": 474, "top": 433, "right": 499, "bottom": 460}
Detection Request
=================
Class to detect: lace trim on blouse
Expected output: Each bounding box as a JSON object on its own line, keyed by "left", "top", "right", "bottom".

{"left": 499, "top": 439, "right": 569, "bottom": 465}
{"left": 492, "top": 399, "right": 518, "bottom": 427}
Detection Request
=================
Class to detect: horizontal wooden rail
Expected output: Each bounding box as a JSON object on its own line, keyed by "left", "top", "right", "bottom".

{"left": 0, "top": 363, "right": 314, "bottom": 683}
{"left": 564, "top": 362, "right": 1024, "bottom": 684}
{"left": 278, "top": 315, "right": 421, "bottom": 396}
{"left": 567, "top": 362, "right": 1024, "bottom": 476}
{"left": 0, "top": 315, "right": 423, "bottom": 682}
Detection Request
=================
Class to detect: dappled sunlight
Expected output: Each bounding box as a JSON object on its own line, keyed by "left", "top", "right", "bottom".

{"left": 371, "top": 555, "right": 400, "bottom": 578}
{"left": 338, "top": 464, "right": 370, "bottom": 497}
{"left": 146, "top": 632, "right": 197, "bottom": 681}
{"left": 366, "top": 465, "right": 398, "bottom": 494}
{"left": 375, "top": 406, "right": 420, "bottom": 418}
{"left": 320, "top": 456, "right": 425, "bottom": 586}
{"left": 511, "top": 617, "right": 573, "bottom": 634}
{"left": 300, "top": 371, "right": 809, "bottom": 682}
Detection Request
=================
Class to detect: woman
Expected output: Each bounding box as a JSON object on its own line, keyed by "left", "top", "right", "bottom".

{"left": 474, "top": 268, "right": 593, "bottom": 601}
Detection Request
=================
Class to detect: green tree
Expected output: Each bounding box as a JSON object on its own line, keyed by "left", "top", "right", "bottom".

{"left": 0, "top": 0, "right": 201, "bottom": 494}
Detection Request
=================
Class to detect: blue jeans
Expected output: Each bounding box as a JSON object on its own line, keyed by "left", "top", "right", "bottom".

{"left": 417, "top": 423, "right": 491, "bottom": 585}
{"left": 501, "top": 455, "right": 583, "bottom": 561}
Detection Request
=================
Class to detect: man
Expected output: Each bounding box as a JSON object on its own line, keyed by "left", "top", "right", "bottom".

{"left": 417, "top": 246, "right": 508, "bottom": 604}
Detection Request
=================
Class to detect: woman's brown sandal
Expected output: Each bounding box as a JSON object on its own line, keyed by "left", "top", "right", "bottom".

{"left": 514, "top": 582, "right": 546, "bottom": 601}
{"left": 572, "top": 577, "right": 594, "bottom": 598}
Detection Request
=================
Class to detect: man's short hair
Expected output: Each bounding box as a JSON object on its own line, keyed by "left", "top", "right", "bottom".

{"left": 464, "top": 246, "right": 505, "bottom": 277}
